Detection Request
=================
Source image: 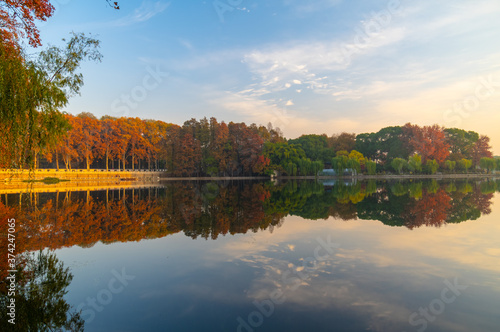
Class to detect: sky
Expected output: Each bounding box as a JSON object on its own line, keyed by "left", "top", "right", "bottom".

{"left": 36, "top": 0, "right": 500, "bottom": 154}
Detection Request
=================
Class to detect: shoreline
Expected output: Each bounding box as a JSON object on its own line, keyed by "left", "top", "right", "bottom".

{"left": 1, "top": 169, "right": 498, "bottom": 183}
{"left": 278, "top": 173, "right": 499, "bottom": 180}
{"left": 0, "top": 172, "right": 497, "bottom": 195}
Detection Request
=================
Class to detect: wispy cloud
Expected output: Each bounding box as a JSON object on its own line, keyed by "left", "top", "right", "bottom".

{"left": 112, "top": 1, "right": 170, "bottom": 27}
{"left": 242, "top": 26, "right": 406, "bottom": 97}
{"left": 283, "top": 0, "right": 343, "bottom": 14}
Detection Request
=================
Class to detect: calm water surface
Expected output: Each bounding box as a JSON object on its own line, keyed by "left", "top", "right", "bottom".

{"left": 1, "top": 179, "right": 499, "bottom": 331}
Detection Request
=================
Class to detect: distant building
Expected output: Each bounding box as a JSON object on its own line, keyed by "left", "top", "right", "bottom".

{"left": 318, "top": 168, "right": 356, "bottom": 176}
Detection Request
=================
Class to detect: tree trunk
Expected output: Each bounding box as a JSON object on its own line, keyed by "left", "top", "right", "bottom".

{"left": 106, "top": 150, "right": 109, "bottom": 171}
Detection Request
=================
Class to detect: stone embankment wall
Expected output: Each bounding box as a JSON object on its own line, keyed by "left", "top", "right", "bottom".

{"left": 0, "top": 169, "right": 164, "bottom": 194}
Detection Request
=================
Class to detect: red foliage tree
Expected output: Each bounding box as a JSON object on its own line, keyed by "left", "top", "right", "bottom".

{"left": 470, "top": 135, "right": 493, "bottom": 167}
{"left": 74, "top": 113, "right": 102, "bottom": 170}
{"left": 0, "top": 0, "right": 54, "bottom": 50}
{"left": 405, "top": 123, "right": 450, "bottom": 164}
{"left": 173, "top": 132, "right": 202, "bottom": 176}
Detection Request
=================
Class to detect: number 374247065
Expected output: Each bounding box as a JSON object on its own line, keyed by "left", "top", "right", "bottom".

{"left": 7, "top": 218, "right": 16, "bottom": 268}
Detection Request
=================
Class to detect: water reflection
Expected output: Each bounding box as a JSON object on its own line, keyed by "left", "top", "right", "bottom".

{"left": 0, "top": 250, "right": 83, "bottom": 331}
{"left": 0, "top": 179, "right": 498, "bottom": 255}
{"left": 0, "top": 179, "right": 499, "bottom": 331}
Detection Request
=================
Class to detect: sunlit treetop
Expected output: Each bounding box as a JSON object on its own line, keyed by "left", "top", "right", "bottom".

{"left": 0, "top": 0, "right": 118, "bottom": 52}
{"left": 0, "top": 0, "right": 55, "bottom": 49}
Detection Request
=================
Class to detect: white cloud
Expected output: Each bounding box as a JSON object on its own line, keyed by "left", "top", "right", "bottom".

{"left": 209, "top": 91, "right": 294, "bottom": 130}
{"left": 241, "top": 24, "right": 406, "bottom": 97}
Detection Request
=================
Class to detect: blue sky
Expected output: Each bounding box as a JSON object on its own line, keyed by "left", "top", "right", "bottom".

{"left": 37, "top": 0, "right": 500, "bottom": 153}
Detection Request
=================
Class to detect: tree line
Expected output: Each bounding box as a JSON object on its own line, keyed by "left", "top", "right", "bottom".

{"left": 27, "top": 113, "right": 286, "bottom": 176}
{"left": 272, "top": 124, "right": 497, "bottom": 176}
{"left": 1, "top": 2, "right": 498, "bottom": 176}
{"left": 10, "top": 113, "right": 499, "bottom": 176}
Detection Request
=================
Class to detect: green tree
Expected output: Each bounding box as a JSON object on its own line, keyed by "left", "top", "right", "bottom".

{"left": 365, "top": 159, "right": 377, "bottom": 175}
{"left": 347, "top": 157, "right": 361, "bottom": 176}
{"left": 0, "top": 33, "right": 102, "bottom": 169}
{"left": 263, "top": 142, "right": 307, "bottom": 174}
{"left": 425, "top": 159, "right": 439, "bottom": 174}
{"left": 408, "top": 154, "right": 422, "bottom": 173}
{"left": 332, "top": 155, "right": 349, "bottom": 175}
{"left": 355, "top": 126, "right": 411, "bottom": 167}
{"left": 444, "top": 128, "right": 479, "bottom": 159}
{"left": 445, "top": 160, "right": 456, "bottom": 173}
{"left": 479, "top": 157, "right": 496, "bottom": 173}
{"left": 458, "top": 158, "right": 473, "bottom": 173}
{"left": 288, "top": 134, "right": 333, "bottom": 162}
{"left": 391, "top": 158, "right": 407, "bottom": 174}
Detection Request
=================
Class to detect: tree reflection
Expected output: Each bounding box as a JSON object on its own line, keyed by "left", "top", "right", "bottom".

{"left": 0, "top": 179, "right": 496, "bottom": 256}
{"left": 0, "top": 250, "right": 83, "bottom": 331}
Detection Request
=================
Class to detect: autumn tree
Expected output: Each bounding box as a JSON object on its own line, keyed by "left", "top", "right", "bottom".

{"left": 57, "top": 114, "right": 79, "bottom": 170}
{"left": 160, "top": 123, "right": 181, "bottom": 173}
{"left": 470, "top": 135, "right": 493, "bottom": 167}
{"left": 405, "top": 123, "right": 450, "bottom": 164}
{"left": 173, "top": 132, "right": 202, "bottom": 176}
{"left": 73, "top": 113, "right": 101, "bottom": 170}
{"left": 126, "top": 117, "right": 147, "bottom": 170}
{"left": 143, "top": 119, "right": 164, "bottom": 170}
{"left": 230, "top": 123, "right": 265, "bottom": 175}
{"left": 1, "top": 0, "right": 118, "bottom": 52}
{"left": 0, "top": 0, "right": 54, "bottom": 50}
{"left": 328, "top": 132, "right": 356, "bottom": 153}
{"left": 99, "top": 116, "right": 120, "bottom": 171}
{"left": 116, "top": 117, "right": 131, "bottom": 170}
{"left": 1, "top": 0, "right": 118, "bottom": 170}
{"left": 212, "top": 121, "right": 234, "bottom": 176}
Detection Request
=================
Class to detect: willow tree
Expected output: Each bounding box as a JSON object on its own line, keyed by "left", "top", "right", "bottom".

{"left": 1, "top": 0, "right": 116, "bottom": 170}
{"left": 0, "top": 32, "right": 102, "bottom": 169}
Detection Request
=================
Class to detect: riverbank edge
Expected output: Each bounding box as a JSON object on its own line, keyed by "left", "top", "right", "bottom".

{"left": 1, "top": 169, "right": 498, "bottom": 183}
{"left": 277, "top": 173, "right": 499, "bottom": 180}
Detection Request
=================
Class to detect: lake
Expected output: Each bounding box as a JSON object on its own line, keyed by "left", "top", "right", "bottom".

{"left": 1, "top": 179, "right": 499, "bottom": 331}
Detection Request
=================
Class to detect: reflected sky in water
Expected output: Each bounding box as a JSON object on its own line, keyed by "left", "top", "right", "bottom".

{"left": 2, "top": 180, "right": 500, "bottom": 331}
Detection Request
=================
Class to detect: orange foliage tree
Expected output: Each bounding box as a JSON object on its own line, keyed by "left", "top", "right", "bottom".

{"left": 405, "top": 123, "right": 450, "bottom": 164}
{"left": 0, "top": 0, "right": 54, "bottom": 51}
